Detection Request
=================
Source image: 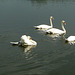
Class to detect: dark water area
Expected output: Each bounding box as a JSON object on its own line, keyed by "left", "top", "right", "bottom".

{"left": 0, "top": 0, "right": 75, "bottom": 75}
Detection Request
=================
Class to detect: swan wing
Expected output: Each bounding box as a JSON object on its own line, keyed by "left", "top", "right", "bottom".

{"left": 30, "top": 40, "right": 37, "bottom": 45}
{"left": 46, "top": 28, "right": 64, "bottom": 34}
{"left": 34, "top": 24, "right": 52, "bottom": 29}
{"left": 24, "top": 39, "right": 37, "bottom": 45}
{"left": 10, "top": 42, "right": 19, "bottom": 45}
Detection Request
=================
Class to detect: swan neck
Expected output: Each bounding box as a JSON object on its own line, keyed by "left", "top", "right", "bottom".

{"left": 50, "top": 18, "right": 53, "bottom": 27}
{"left": 61, "top": 22, "right": 66, "bottom": 33}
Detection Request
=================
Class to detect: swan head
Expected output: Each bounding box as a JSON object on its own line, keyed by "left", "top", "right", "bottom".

{"left": 62, "top": 20, "right": 66, "bottom": 25}
{"left": 27, "top": 36, "right": 32, "bottom": 40}
{"left": 27, "top": 36, "right": 37, "bottom": 45}
{"left": 50, "top": 16, "right": 54, "bottom": 19}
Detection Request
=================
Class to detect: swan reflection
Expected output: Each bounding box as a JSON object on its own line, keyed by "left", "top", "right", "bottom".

{"left": 46, "top": 34, "right": 61, "bottom": 40}
{"left": 22, "top": 45, "right": 36, "bottom": 59}
{"left": 35, "top": 29, "right": 46, "bottom": 35}
{"left": 35, "top": 28, "right": 47, "bottom": 31}
{"left": 23, "top": 45, "right": 36, "bottom": 53}
{"left": 46, "top": 32, "right": 66, "bottom": 40}
{"left": 65, "top": 41, "right": 75, "bottom": 45}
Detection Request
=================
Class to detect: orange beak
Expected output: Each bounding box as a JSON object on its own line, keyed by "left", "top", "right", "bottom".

{"left": 64, "top": 22, "right": 66, "bottom": 25}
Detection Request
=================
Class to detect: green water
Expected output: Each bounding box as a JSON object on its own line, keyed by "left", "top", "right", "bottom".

{"left": 0, "top": 0, "right": 75, "bottom": 75}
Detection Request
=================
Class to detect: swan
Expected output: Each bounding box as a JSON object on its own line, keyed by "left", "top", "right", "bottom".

{"left": 65, "top": 36, "right": 75, "bottom": 43}
{"left": 10, "top": 35, "right": 37, "bottom": 46}
{"left": 46, "top": 20, "right": 66, "bottom": 35}
{"left": 34, "top": 16, "right": 54, "bottom": 29}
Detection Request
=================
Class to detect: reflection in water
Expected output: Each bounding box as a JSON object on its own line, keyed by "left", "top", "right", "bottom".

{"left": 30, "top": 0, "right": 75, "bottom": 3}
{"left": 29, "top": 0, "right": 75, "bottom": 6}
{"left": 11, "top": 44, "right": 37, "bottom": 59}
{"left": 22, "top": 45, "right": 37, "bottom": 59}
{"left": 23, "top": 43, "right": 75, "bottom": 74}
{"left": 46, "top": 34, "right": 63, "bottom": 40}
{"left": 65, "top": 41, "right": 75, "bottom": 45}
{"left": 35, "top": 29, "right": 46, "bottom": 35}
{"left": 0, "top": 0, "right": 75, "bottom": 5}
{"left": 0, "top": 0, "right": 75, "bottom": 74}
{"left": 40, "top": 45, "right": 75, "bottom": 72}
{"left": 23, "top": 45, "right": 36, "bottom": 53}
{"left": 46, "top": 34, "right": 60, "bottom": 38}
{"left": 30, "top": 0, "right": 48, "bottom": 5}
{"left": 35, "top": 28, "right": 47, "bottom": 31}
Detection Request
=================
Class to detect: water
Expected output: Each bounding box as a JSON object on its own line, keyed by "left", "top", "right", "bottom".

{"left": 0, "top": 0, "right": 75, "bottom": 75}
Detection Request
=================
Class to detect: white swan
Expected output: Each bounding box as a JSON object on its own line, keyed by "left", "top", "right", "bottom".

{"left": 34, "top": 16, "right": 54, "bottom": 29}
{"left": 20, "top": 35, "right": 37, "bottom": 46}
{"left": 65, "top": 36, "right": 75, "bottom": 43}
{"left": 46, "top": 20, "right": 66, "bottom": 35}
{"left": 10, "top": 35, "right": 37, "bottom": 46}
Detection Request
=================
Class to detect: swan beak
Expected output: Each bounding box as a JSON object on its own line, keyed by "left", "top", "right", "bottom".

{"left": 53, "top": 18, "right": 54, "bottom": 19}
{"left": 64, "top": 22, "right": 66, "bottom": 25}
{"left": 50, "top": 16, "right": 54, "bottom": 19}
{"left": 52, "top": 17, "right": 54, "bottom": 19}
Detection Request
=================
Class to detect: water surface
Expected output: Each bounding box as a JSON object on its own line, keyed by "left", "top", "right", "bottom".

{"left": 0, "top": 0, "right": 75, "bottom": 75}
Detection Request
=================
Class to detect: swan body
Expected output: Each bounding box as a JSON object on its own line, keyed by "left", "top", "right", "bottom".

{"left": 34, "top": 25, "right": 51, "bottom": 29}
{"left": 10, "top": 42, "right": 19, "bottom": 45}
{"left": 10, "top": 35, "right": 37, "bottom": 46}
{"left": 65, "top": 36, "right": 75, "bottom": 43}
{"left": 46, "top": 20, "right": 66, "bottom": 35}
{"left": 34, "top": 16, "right": 54, "bottom": 29}
{"left": 46, "top": 28, "right": 65, "bottom": 34}
{"left": 20, "top": 35, "right": 37, "bottom": 46}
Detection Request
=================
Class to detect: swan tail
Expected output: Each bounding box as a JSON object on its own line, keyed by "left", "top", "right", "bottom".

{"left": 34, "top": 26, "right": 37, "bottom": 28}
{"left": 34, "top": 26, "right": 40, "bottom": 29}
{"left": 10, "top": 42, "right": 19, "bottom": 45}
